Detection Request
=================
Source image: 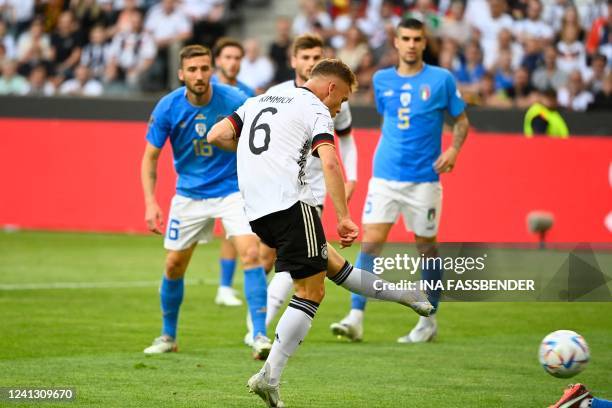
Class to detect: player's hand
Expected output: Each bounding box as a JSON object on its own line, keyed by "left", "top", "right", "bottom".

{"left": 344, "top": 180, "right": 356, "bottom": 203}
{"left": 145, "top": 201, "right": 164, "bottom": 235}
{"left": 337, "top": 217, "right": 359, "bottom": 248}
{"left": 434, "top": 147, "right": 459, "bottom": 173}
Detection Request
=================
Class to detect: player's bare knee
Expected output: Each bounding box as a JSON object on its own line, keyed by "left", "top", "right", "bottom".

{"left": 261, "top": 253, "right": 275, "bottom": 273}
{"left": 239, "top": 245, "right": 260, "bottom": 269}
{"left": 415, "top": 236, "right": 438, "bottom": 258}
{"left": 295, "top": 283, "right": 325, "bottom": 303}
{"left": 165, "top": 255, "right": 187, "bottom": 279}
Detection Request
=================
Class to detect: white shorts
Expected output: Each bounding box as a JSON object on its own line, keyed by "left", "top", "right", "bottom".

{"left": 361, "top": 177, "right": 442, "bottom": 238}
{"left": 164, "top": 192, "right": 254, "bottom": 251}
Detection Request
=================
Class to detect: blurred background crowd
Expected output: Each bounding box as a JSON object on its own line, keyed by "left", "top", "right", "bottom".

{"left": 0, "top": 0, "right": 610, "bottom": 111}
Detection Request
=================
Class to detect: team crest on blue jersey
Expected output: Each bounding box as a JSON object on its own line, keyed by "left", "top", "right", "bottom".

{"left": 400, "top": 92, "right": 411, "bottom": 107}
{"left": 195, "top": 123, "right": 207, "bottom": 137}
{"left": 420, "top": 85, "right": 431, "bottom": 101}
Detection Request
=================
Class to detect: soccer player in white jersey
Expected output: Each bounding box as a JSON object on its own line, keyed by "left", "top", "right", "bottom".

{"left": 140, "top": 45, "right": 271, "bottom": 359}
{"left": 242, "top": 33, "right": 360, "bottom": 345}
{"left": 330, "top": 18, "right": 470, "bottom": 343}
{"left": 209, "top": 59, "right": 432, "bottom": 407}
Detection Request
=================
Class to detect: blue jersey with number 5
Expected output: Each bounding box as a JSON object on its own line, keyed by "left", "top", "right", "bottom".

{"left": 372, "top": 65, "right": 465, "bottom": 182}
{"left": 146, "top": 83, "right": 247, "bottom": 199}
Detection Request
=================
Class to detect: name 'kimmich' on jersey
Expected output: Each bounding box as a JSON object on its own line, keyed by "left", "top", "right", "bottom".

{"left": 228, "top": 87, "right": 335, "bottom": 221}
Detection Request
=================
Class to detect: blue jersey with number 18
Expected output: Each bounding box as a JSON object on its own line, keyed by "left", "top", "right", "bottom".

{"left": 372, "top": 65, "right": 466, "bottom": 183}
{"left": 146, "top": 83, "right": 248, "bottom": 199}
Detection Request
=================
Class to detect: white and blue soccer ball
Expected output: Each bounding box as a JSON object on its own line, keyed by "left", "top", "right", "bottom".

{"left": 538, "top": 330, "right": 590, "bottom": 378}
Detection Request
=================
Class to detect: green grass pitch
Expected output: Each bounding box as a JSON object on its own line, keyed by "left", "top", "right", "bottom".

{"left": 1, "top": 231, "right": 610, "bottom": 407}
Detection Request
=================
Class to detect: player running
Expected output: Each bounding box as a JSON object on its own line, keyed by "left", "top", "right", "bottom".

{"left": 209, "top": 37, "right": 256, "bottom": 307}
{"left": 330, "top": 18, "right": 470, "bottom": 343}
{"left": 209, "top": 58, "right": 432, "bottom": 407}
{"left": 140, "top": 45, "right": 271, "bottom": 359}
{"left": 243, "top": 33, "right": 359, "bottom": 345}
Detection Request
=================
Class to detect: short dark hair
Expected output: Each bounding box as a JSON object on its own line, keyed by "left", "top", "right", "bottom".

{"left": 179, "top": 45, "right": 211, "bottom": 66}
{"left": 397, "top": 17, "right": 425, "bottom": 33}
{"left": 310, "top": 58, "right": 358, "bottom": 91}
{"left": 212, "top": 37, "right": 244, "bottom": 59}
{"left": 291, "top": 33, "right": 324, "bottom": 56}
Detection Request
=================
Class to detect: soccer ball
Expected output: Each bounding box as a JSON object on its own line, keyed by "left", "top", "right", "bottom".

{"left": 538, "top": 330, "right": 590, "bottom": 378}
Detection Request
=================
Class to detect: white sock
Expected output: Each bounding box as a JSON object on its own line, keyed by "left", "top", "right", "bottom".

{"left": 266, "top": 272, "right": 293, "bottom": 327}
{"left": 347, "top": 309, "right": 364, "bottom": 324}
{"left": 329, "top": 262, "right": 406, "bottom": 303}
{"left": 262, "top": 295, "right": 319, "bottom": 386}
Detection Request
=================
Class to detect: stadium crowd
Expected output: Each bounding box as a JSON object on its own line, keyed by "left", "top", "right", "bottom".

{"left": 0, "top": 0, "right": 610, "bottom": 111}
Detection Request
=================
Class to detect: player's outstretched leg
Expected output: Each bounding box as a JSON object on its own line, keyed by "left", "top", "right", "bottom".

{"left": 233, "top": 234, "right": 271, "bottom": 360}
{"left": 330, "top": 251, "right": 375, "bottom": 341}
{"left": 144, "top": 246, "right": 195, "bottom": 354}
{"left": 397, "top": 238, "right": 442, "bottom": 344}
{"left": 248, "top": 271, "right": 325, "bottom": 408}
{"left": 215, "top": 236, "right": 242, "bottom": 306}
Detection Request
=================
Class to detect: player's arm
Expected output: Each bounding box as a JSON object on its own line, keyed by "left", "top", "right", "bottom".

{"left": 316, "top": 144, "right": 359, "bottom": 248}
{"left": 434, "top": 111, "right": 469, "bottom": 173}
{"left": 141, "top": 142, "right": 164, "bottom": 234}
{"left": 208, "top": 117, "right": 239, "bottom": 151}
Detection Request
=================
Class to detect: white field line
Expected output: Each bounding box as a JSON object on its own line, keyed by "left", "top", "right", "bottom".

{"left": 0, "top": 278, "right": 218, "bottom": 291}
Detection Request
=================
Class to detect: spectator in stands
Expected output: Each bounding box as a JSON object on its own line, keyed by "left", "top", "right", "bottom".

{"left": 106, "top": 10, "right": 156, "bottom": 91}
{"left": 520, "top": 36, "right": 544, "bottom": 73}
{"left": 454, "top": 41, "right": 486, "bottom": 97}
{"left": 504, "top": 65, "right": 537, "bottom": 108}
{"left": 26, "top": 63, "right": 55, "bottom": 96}
{"left": 440, "top": 0, "right": 471, "bottom": 47}
{"left": 557, "top": 69, "right": 594, "bottom": 111}
{"left": 16, "top": 17, "right": 52, "bottom": 70}
{"left": 1, "top": 0, "right": 35, "bottom": 37}
{"left": 589, "top": 71, "right": 612, "bottom": 110}
{"left": 532, "top": 45, "right": 567, "bottom": 90}
{"left": 58, "top": 64, "right": 103, "bottom": 96}
{"left": 237, "top": 38, "right": 273, "bottom": 94}
{"left": 330, "top": 0, "right": 365, "bottom": 50}
{"left": 585, "top": 1, "right": 612, "bottom": 62}
{"left": 292, "top": 0, "right": 333, "bottom": 40}
{"left": 494, "top": 49, "right": 515, "bottom": 90}
{"left": 556, "top": 23, "right": 587, "bottom": 74}
{"left": 144, "top": 0, "right": 191, "bottom": 89}
{"left": 182, "top": 0, "right": 227, "bottom": 48}
{"left": 0, "top": 59, "right": 29, "bottom": 95}
{"left": 583, "top": 54, "right": 609, "bottom": 93}
{"left": 478, "top": 71, "right": 513, "bottom": 107}
{"left": 337, "top": 26, "right": 370, "bottom": 71}
{"left": 71, "top": 0, "right": 115, "bottom": 38}
{"left": 268, "top": 16, "right": 293, "bottom": 85}
{"left": 513, "top": 0, "right": 554, "bottom": 44}
{"left": 523, "top": 88, "right": 569, "bottom": 138}
{"left": 0, "top": 20, "right": 16, "bottom": 60}
{"left": 557, "top": 6, "right": 585, "bottom": 41}
{"left": 362, "top": 0, "right": 401, "bottom": 61}
{"left": 472, "top": 0, "right": 514, "bottom": 73}
{"left": 50, "top": 11, "right": 84, "bottom": 82}
{"left": 353, "top": 48, "right": 377, "bottom": 103}
{"left": 542, "top": 0, "right": 571, "bottom": 33}
{"left": 80, "top": 25, "right": 109, "bottom": 80}
{"left": 108, "top": 0, "right": 143, "bottom": 37}
{"left": 404, "top": 0, "right": 442, "bottom": 35}
{"left": 483, "top": 27, "right": 521, "bottom": 70}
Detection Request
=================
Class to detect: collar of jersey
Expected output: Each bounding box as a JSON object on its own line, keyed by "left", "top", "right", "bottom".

{"left": 394, "top": 63, "right": 428, "bottom": 78}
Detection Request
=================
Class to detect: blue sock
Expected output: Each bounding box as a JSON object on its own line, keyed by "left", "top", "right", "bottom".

{"left": 160, "top": 276, "right": 184, "bottom": 339}
{"left": 219, "top": 258, "right": 237, "bottom": 287}
{"left": 422, "top": 257, "right": 443, "bottom": 312}
{"left": 244, "top": 266, "right": 267, "bottom": 337}
{"left": 350, "top": 252, "right": 377, "bottom": 311}
{"left": 593, "top": 398, "right": 612, "bottom": 408}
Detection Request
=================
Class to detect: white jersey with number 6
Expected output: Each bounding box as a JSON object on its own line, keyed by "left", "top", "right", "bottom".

{"left": 228, "top": 87, "right": 335, "bottom": 221}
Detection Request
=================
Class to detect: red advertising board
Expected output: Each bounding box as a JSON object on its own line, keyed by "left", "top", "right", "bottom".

{"left": 1, "top": 118, "right": 610, "bottom": 242}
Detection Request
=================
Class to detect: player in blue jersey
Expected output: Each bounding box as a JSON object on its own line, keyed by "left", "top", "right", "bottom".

{"left": 208, "top": 38, "right": 256, "bottom": 307}
{"left": 330, "top": 18, "right": 470, "bottom": 343}
{"left": 140, "top": 45, "right": 271, "bottom": 359}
